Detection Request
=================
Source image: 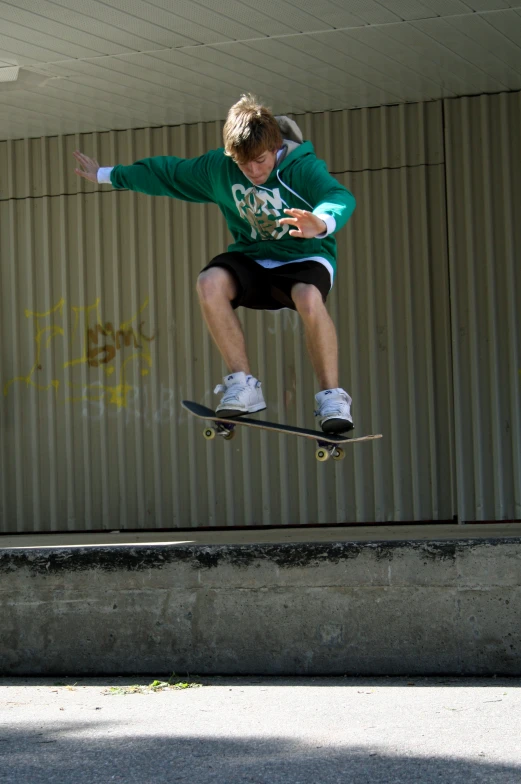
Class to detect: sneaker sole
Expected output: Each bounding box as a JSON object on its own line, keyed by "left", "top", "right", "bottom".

{"left": 216, "top": 404, "right": 267, "bottom": 418}
{"left": 321, "top": 418, "right": 355, "bottom": 435}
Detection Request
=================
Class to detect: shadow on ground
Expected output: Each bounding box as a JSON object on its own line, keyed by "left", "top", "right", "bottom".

{"left": 1, "top": 723, "right": 520, "bottom": 784}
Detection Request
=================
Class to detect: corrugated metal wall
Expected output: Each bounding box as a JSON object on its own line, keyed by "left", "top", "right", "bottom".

{"left": 444, "top": 92, "right": 521, "bottom": 522}
{"left": 0, "top": 93, "right": 517, "bottom": 532}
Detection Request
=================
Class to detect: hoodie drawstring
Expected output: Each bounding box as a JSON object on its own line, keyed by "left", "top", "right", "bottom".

{"left": 275, "top": 169, "right": 314, "bottom": 211}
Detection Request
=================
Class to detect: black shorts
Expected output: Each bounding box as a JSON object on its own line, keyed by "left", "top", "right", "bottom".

{"left": 201, "top": 251, "right": 332, "bottom": 311}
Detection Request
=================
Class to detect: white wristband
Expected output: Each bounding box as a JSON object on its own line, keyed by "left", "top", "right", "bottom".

{"left": 314, "top": 213, "right": 336, "bottom": 238}
{"left": 97, "top": 166, "right": 114, "bottom": 184}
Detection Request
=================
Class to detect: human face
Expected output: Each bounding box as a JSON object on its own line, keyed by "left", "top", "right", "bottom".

{"left": 235, "top": 149, "right": 278, "bottom": 186}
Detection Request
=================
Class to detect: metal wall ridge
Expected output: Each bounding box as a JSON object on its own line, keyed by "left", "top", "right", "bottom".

{"left": 444, "top": 91, "right": 521, "bottom": 522}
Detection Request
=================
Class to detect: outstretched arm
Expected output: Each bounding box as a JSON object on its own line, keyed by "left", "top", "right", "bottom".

{"left": 73, "top": 149, "right": 218, "bottom": 203}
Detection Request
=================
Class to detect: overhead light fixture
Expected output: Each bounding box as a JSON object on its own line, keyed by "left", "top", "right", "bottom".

{"left": 0, "top": 67, "right": 57, "bottom": 92}
{"left": 0, "top": 65, "right": 20, "bottom": 83}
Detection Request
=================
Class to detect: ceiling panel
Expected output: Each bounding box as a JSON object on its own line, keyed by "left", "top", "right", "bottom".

{"left": 0, "top": 0, "right": 178, "bottom": 53}
{"left": 484, "top": 7, "right": 521, "bottom": 48}
{"left": 412, "top": 15, "right": 519, "bottom": 90}
{"left": 39, "top": 56, "right": 234, "bottom": 110}
{"left": 463, "top": 0, "right": 514, "bottom": 9}
{"left": 101, "top": 0, "right": 273, "bottom": 44}
{"left": 159, "top": 45, "right": 339, "bottom": 108}
{"left": 214, "top": 0, "right": 338, "bottom": 32}
{"left": 0, "top": 33, "right": 92, "bottom": 67}
{"left": 345, "top": 24, "right": 469, "bottom": 97}
{"left": 442, "top": 12, "right": 521, "bottom": 73}
{"left": 186, "top": 0, "right": 300, "bottom": 36}
{"left": 264, "top": 34, "right": 408, "bottom": 102}
{"left": 0, "top": 3, "right": 129, "bottom": 58}
{"left": 33, "top": 0, "right": 201, "bottom": 50}
{"left": 374, "top": 0, "right": 473, "bottom": 17}
{"left": 288, "top": 0, "right": 402, "bottom": 25}
{"left": 308, "top": 30, "right": 447, "bottom": 101}
{"left": 0, "top": 0, "right": 519, "bottom": 140}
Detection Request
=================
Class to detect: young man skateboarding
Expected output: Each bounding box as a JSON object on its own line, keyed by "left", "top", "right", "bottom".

{"left": 74, "top": 94, "right": 356, "bottom": 434}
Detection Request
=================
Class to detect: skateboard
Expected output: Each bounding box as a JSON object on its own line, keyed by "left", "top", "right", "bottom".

{"left": 181, "top": 400, "right": 382, "bottom": 462}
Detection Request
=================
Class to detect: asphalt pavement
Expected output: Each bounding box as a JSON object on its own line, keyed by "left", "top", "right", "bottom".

{"left": 1, "top": 676, "right": 520, "bottom": 783}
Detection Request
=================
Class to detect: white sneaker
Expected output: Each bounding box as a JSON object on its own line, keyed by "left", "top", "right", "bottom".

{"left": 315, "top": 388, "right": 354, "bottom": 434}
{"left": 214, "top": 372, "right": 266, "bottom": 417}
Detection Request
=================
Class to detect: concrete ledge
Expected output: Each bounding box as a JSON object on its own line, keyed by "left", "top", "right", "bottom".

{"left": 1, "top": 527, "right": 520, "bottom": 676}
{"left": 1, "top": 522, "right": 520, "bottom": 549}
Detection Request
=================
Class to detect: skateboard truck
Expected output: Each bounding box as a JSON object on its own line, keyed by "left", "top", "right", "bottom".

{"left": 315, "top": 442, "right": 346, "bottom": 462}
{"left": 203, "top": 422, "right": 236, "bottom": 441}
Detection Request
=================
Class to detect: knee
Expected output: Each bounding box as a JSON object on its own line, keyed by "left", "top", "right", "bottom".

{"left": 291, "top": 283, "right": 324, "bottom": 319}
{"left": 196, "top": 267, "right": 236, "bottom": 304}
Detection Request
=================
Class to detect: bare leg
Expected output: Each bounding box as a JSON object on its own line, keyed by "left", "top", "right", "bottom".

{"left": 196, "top": 267, "right": 250, "bottom": 373}
{"left": 291, "top": 283, "right": 339, "bottom": 390}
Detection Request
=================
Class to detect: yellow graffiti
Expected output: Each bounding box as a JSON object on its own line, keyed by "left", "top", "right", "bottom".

{"left": 67, "top": 350, "right": 153, "bottom": 409}
{"left": 4, "top": 296, "right": 157, "bottom": 409}
{"left": 3, "top": 299, "right": 66, "bottom": 396}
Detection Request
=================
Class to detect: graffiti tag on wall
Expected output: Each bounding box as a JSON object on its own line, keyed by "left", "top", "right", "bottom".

{"left": 4, "top": 297, "right": 157, "bottom": 409}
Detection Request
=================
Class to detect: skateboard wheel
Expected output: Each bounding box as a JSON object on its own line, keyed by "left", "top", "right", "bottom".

{"left": 203, "top": 427, "right": 216, "bottom": 440}
{"left": 315, "top": 447, "right": 330, "bottom": 462}
{"left": 333, "top": 447, "right": 345, "bottom": 461}
{"left": 222, "top": 428, "right": 236, "bottom": 441}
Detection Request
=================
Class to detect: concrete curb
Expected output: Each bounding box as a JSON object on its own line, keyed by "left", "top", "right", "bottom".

{"left": 1, "top": 537, "right": 520, "bottom": 676}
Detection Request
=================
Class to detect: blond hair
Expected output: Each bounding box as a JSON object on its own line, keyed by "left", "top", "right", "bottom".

{"left": 223, "top": 94, "right": 282, "bottom": 164}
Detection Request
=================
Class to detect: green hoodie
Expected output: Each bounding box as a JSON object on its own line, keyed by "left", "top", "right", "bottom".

{"left": 109, "top": 122, "right": 355, "bottom": 280}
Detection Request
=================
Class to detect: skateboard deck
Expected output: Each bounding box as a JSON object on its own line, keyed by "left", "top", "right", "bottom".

{"left": 181, "top": 400, "right": 382, "bottom": 462}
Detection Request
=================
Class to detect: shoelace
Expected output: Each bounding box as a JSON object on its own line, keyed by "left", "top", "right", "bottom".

{"left": 214, "top": 380, "right": 262, "bottom": 402}
{"left": 214, "top": 383, "right": 241, "bottom": 402}
{"left": 314, "top": 394, "right": 350, "bottom": 418}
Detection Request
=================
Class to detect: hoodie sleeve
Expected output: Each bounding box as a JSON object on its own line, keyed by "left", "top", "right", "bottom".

{"left": 109, "top": 151, "right": 220, "bottom": 203}
{"left": 299, "top": 158, "right": 356, "bottom": 234}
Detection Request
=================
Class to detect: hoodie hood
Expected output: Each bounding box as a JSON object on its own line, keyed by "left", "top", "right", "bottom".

{"left": 275, "top": 115, "right": 310, "bottom": 164}
{"left": 275, "top": 115, "right": 303, "bottom": 144}
{"left": 258, "top": 115, "right": 314, "bottom": 208}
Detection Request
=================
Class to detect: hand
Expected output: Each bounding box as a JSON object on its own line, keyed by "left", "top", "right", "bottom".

{"left": 73, "top": 150, "right": 100, "bottom": 183}
{"left": 278, "top": 208, "right": 326, "bottom": 238}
